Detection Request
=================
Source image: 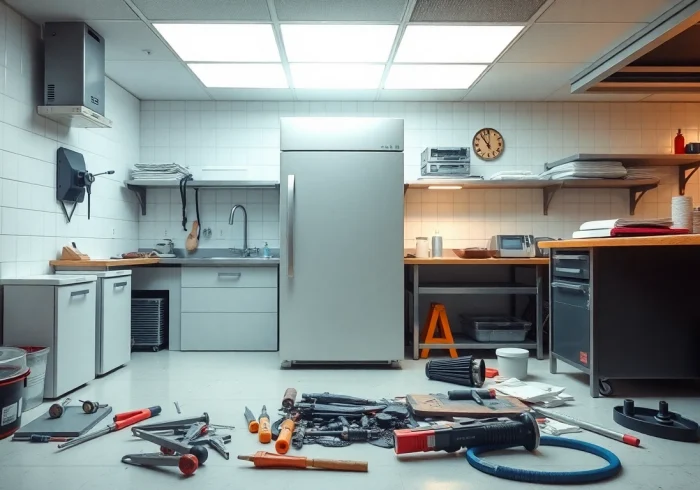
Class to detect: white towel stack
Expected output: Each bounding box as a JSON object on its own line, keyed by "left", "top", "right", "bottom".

{"left": 540, "top": 161, "right": 627, "bottom": 180}
{"left": 131, "top": 162, "right": 191, "bottom": 180}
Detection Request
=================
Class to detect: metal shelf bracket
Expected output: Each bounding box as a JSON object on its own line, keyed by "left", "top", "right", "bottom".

{"left": 629, "top": 184, "right": 656, "bottom": 216}
{"left": 678, "top": 162, "right": 700, "bottom": 195}
{"left": 127, "top": 184, "right": 147, "bottom": 215}
{"left": 542, "top": 185, "right": 562, "bottom": 216}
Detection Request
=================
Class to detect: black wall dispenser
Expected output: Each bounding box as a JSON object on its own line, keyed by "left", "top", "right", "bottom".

{"left": 56, "top": 147, "right": 114, "bottom": 222}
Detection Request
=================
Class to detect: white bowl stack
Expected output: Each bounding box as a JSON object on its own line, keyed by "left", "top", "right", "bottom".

{"left": 672, "top": 196, "right": 693, "bottom": 231}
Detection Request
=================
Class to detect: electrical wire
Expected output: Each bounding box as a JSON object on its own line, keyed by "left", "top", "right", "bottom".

{"left": 465, "top": 436, "right": 621, "bottom": 484}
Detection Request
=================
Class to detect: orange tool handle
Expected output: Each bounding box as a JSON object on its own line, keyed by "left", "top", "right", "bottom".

{"left": 275, "top": 419, "right": 295, "bottom": 454}
{"left": 258, "top": 417, "right": 271, "bottom": 444}
{"left": 113, "top": 406, "right": 161, "bottom": 431}
{"left": 308, "top": 458, "right": 368, "bottom": 472}
{"left": 249, "top": 420, "right": 260, "bottom": 433}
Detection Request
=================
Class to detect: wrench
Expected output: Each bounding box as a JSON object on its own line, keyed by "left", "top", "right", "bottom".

{"left": 132, "top": 428, "right": 209, "bottom": 464}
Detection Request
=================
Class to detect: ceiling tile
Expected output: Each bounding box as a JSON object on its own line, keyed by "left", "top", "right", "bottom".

{"left": 546, "top": 85, "right": 652, "bottom": 101}
{"left": 538, "top": 0, "right": 682, "bottom": 23}
{"left": 206, "top": 88, "right": 295, "bottom": 101}
{"left": 106, "top": 61, "right": 210, "bottom": 100}
{"left": 500, "top": 23, "right": 647, "bottom": 63}
{"left": 410, "top": 0, "right": 546, "bottom": 22}
{"left": 131, "top": 0, "right": 271, "bottom": 21}
{"left": 295, "top": 89, "right": 379, "bottom": 101}
{"left": 379, "top": 89, "right": 469, "bottom": 101}
{"left": 87, "top": 21, "right": 176, "bottom": 62}
{"left": 641, "top": 93, "right": 700, "bottom": 102}
{"left": 5, "top": 0, "right": 138, "bottom": 21}
{"left": 274, "top": 0, "right": 409, "bottom": 22}
{"left": 466, "top": 62, "right": 585, "bottom": 100}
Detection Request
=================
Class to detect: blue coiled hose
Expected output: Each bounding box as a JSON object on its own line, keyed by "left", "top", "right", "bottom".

{"left": 466, "top": 436, "right": 622, "bottom": 484}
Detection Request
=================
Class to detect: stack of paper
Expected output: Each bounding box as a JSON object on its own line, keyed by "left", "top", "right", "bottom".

{"left": 572, "top": 217, "right": 680, "bottom": 239}
{"left": 131, "top": 162, "right": 191, "bottom": 180}
{"left": 494, "top": 378, "right": 574, "bottom": 408}
{"left": 540, "top": 161, "right": 627, "bottom": 180}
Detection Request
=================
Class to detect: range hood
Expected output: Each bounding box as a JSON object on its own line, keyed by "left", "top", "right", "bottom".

{"left": 571, "top": 0, "right": 700, "bottom": 95}
{"left": 38, "top": 22, "right": 112, "bottom": 129}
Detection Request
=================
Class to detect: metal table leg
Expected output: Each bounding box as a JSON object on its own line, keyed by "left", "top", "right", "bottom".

{"left": 413, "top": 265, "right": 420, "bottom": 360}
{"left": 536, "top": 264, "right": 544, "bottom": 360}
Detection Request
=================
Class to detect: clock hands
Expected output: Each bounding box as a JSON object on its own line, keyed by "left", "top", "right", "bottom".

{"left": 481, "top": 130, "right": 492, "bottom": 150}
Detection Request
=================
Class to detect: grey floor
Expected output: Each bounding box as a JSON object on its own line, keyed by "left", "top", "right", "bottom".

{"left": 1, "top": 352, "right": 699, "bottom": 489}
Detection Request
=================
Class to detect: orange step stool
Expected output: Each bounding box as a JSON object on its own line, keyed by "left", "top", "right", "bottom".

{"left": 419, "top": 302, "right": 458, "bottom": 359}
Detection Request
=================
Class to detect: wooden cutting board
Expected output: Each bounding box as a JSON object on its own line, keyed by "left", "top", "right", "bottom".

{"left": 407, "top": 393, "right": 528, "bottom": 418}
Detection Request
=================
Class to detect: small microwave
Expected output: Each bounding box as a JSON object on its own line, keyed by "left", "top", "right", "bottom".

{"left": 489, "top": 235, "right": 535, "bottom": 258}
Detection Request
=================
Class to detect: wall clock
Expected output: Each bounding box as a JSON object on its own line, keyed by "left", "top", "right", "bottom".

{"left": 472, "top": 128, "right": 504, "bottom": 161}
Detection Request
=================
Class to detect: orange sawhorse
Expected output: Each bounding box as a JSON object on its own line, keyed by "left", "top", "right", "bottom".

{"left": 419, "top": 302, "right": 458, "bottom": 359}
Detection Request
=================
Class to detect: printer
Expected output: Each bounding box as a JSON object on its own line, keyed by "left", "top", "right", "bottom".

{"left": 421, "top": 147, "right": 470, "bottom": 177}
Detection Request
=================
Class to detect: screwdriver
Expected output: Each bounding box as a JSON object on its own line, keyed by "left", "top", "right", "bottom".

{"left": 258, "top": 406, "right": 271, "bottom": 444}
{"left": 244, "top": 406, "right": 259, "bottom": 433}
{"left": 12, "top": 434, "right": 73, "bottom": 443}
{"left": 238, "top": 451, "right": 368, "bottom": 472}
{"left": 275, "top": 418, "right": 295, "bottom": 454}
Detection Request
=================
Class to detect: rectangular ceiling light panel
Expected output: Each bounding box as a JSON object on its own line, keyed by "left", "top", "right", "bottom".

{"left": 290, "top": 63, "right": 385, "bottom": 89}
{"left": 385, "top": 64, "right": 487, "bottom": 89}
{"left": 281, "top": 24, "right": 398, "bottom": 62}
{"left": 394, "top": 25, "right": 523, "bottom": 63}
{"left": 189, "top": 63, "right": 288, "bottom": 88}
{"left": 155, "top": 23, "right": 280, "bottom": 61}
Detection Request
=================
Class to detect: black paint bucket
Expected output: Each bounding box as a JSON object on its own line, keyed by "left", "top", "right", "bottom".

{"left": 0, "top": 367, "right": 30, "bottom": 440}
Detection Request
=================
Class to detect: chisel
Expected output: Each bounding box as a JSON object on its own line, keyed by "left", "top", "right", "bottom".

{"left": 244, "top": 406, "right": 259, "bottom": 433}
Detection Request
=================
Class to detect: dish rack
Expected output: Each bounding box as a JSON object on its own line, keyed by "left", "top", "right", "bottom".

{"left": 131, "top": 298, "right": 166, "bottom": 352}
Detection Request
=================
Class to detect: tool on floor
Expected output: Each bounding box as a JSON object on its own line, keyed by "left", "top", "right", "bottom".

{"left": 14, "top": 406, "right": 113, "bottom": 438}
{"left": 282, "top": 388, "right": 297, "bottom": 410}
{"left": 134, "top": 412, "right": 211, "bottom": 431}
{"left": 300, "top": 393, "right": 378, "bottom": 405}
{"left": 275, "top": 418, "right": 295, "bottom": 454}
{"left": 420, "top": 303, "right": 457, "bottom": 358}
{"left": 244, "top": 407, "right": 259, "bottom": 433}
{"left": 406, "top": 393, "right": 523, "bottom": 418}
{"left": 448, "top": 388, "right": 496, "bottom": 405}
{"left": 12, "top": 434, "right": 73, "bottom": 443}
{"left": 425, "top": 356, "right": 486, "bottom": 387}
{"left": 189, "top": 433, "right": 231, "bottom": 446}
{"left": 613, "top": 399, "right": 699, "bottom": 442}
{"left": 534, "top": 407, "right": 640, "bottom": 447}
{"left": 208, "top": 435, "right": 230, "bottom": 460}
{"left": 181, "top": 422, "right": 208, "bottom": 444}
{"left": 57, "top": 405, "right": 161, "bottom": 450}
{"left": 238, "top": 451, "right": 368, "bottom": 472}
{"left": 48, "top": 398, "right": 71, "bottom": 419}
{"left": 122, "top": 452, "right": 199, "bottom": 476}
{"left": 174, "top": 401, "right": 181, "bottom": 414}
{"left": 258, "top": 406, "right": 271, "bottom": 444}
{"left": 466, "top": 436, "right": 621, "bottom": 484}
{"left": 305, "top": 427, "right": 382, "bottom": 443}
{"left": 132, "top": 427, "right": 209, "bottom": 464}
{"left": 80, "top": 400, "right": 107, "bottom": 414}
{"left": 394, "top": 413, "right": 539, "bottom": 455}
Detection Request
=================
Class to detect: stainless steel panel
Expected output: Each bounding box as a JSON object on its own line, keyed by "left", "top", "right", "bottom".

{"left": 280, "top": 117, "right": 404, "bottom": 152}
{"left": 279, "top": 150, "right": 404, "bottom": 363}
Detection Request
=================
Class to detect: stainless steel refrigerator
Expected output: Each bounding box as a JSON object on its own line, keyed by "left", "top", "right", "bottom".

{"left": 279, "top": 117, "right": 405, "bottom": 366}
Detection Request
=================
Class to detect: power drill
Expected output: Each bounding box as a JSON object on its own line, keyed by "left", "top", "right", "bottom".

{"left": 393, "top": 413, "right": 539, "bottom": 454}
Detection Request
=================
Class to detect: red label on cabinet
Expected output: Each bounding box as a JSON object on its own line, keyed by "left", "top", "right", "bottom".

{"left": 580, "top": 352, "right": 588, "bottom": 365}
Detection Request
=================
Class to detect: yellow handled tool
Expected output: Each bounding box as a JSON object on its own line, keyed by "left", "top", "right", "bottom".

{"left": 258, "top": 405, "right": 271, "bottom": 444}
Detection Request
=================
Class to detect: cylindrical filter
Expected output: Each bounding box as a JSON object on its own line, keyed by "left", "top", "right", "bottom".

{"left": 425, "top": 356, "right": 485, "bottom": 387}
{"left": 672, "top": 196, "right": 693, "bottom": 231}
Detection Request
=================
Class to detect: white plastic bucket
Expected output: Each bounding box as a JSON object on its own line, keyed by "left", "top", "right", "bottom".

{"left": 20, "top": 347, "right": 49, "bottom": 411}
{"left": 496, "top": 348, "right": 529, "bottom": 379}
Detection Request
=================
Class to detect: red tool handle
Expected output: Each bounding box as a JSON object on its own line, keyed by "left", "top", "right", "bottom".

{"left": 113, "top": 406, "right": 161, "bottom": 430}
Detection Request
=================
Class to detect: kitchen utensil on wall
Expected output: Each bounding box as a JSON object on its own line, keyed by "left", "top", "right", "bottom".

{"left": 416, "top": 237, "right": 429, "bottom": 258}
{"left": 432, "top": 231, "right": 443, "bottom": 258}
{"left": 672, "top": 196, "right": 693, "bottom": 231}
{"left": 186, "top": 221, "right": 200, "bottom": 252}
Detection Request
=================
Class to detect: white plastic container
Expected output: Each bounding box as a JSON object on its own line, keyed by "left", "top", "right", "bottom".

{"left": 496, "top": 348, "right": 529, "bottom": 379}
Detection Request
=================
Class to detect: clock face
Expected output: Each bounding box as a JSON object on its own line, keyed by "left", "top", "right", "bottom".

{"left": 473, "top": 128, "right": 504, "bottom": 161}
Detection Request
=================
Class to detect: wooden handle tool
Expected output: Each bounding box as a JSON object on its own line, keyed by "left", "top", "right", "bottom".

{"left": 238, "top": 451, "right": 368, "bottom": 472}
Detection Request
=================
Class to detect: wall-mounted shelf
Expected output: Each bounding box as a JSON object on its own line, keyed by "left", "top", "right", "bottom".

{"left": 545, "top": 153, "right": 700, "bottom": 196}
{"left": 125, "top": 179, "right": 280, "bottom": 215}
{"left": 406, "top": 178, "right": 660, "bottom": 216}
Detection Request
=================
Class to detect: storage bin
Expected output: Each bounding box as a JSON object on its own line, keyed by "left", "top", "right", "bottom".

{"left": 0, "top": 347, "right": 30, "bottom": 439}
{"left": 462, "top": 316, "right": 532, "bottom": 342}
{"left": 21, "top": 347, "right": 50, "bottom": 411}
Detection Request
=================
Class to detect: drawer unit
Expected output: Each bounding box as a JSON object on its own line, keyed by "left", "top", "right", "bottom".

{"left": 181, "top": 313, "right": 277, "bottom": 351}
{"left": 181, "top": 267, "right": 276, "bottom": 288}
{"left": 552, "top": 252, "right": 590, "bottom": 280}
{"left": 181, "top": 288, "right": 277, "bottom": 313}
{"left": 551, "top": 280, "right": 590, "bottom": 370}
{"left": 2, "top": 275, "right": 97, "bottom": 398}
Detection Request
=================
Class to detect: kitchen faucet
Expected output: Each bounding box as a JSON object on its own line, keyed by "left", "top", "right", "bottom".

{"left": 229, "top": 204, "right": 249, "bottom": 256}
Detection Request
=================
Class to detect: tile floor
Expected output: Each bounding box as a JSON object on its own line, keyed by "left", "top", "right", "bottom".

{"left": 1, "top": 352, "right": 699, "bottom": 489}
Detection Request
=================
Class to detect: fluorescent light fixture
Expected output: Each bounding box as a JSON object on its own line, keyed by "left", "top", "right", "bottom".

{"left": 155, "top": 24, "right": 280, "bottom": 62}
{"left": 281, "top": 24, "right": 398, "bottom": 62}
{"left": 189, "top": 64, "right": 288, "bottom": 88}
{"left": 290, "top": 63, "right": 384, "bottom": 89}
{"left": 428, "top": 185, "right": 462, "bottom": 190}
{"left": 385, "top": 64, "right": 487, "bottom": 89}
{"left": 395, "top": 26, "right": 523, "bottom": 63}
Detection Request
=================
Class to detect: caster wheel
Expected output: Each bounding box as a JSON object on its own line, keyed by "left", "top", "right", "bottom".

{"left": 599, "top": 379, "right": 613, "bottom": 396}
{"left": 152, "top": 346, "right": 159, "bottom": 352}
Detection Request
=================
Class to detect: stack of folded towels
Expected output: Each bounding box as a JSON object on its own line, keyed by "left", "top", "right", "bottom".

{"left": 131, "top": 162, "right": 190, "bottom": 180}
{"left": 540, "top": 160, "right": 627, "bottom": 180}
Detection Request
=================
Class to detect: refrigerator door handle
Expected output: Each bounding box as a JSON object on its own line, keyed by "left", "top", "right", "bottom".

{"left": 287, "top": 174, "right": 295, "bottom": 278}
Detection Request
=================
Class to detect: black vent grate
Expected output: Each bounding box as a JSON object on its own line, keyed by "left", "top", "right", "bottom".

{"left": 47, "top": 84, "right": 55, "bottom": 101}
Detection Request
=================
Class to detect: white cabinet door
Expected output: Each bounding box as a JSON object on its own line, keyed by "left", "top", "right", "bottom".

{"left": 100, "top": 277, "right": 132, "bottom": 374}
{"left": 54, "top": 283, "right": 96, "bottom": 396}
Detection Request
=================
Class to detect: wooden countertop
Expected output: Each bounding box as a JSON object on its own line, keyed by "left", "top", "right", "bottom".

{"left": 50, "top": 258, "right": 161, "bottom": 268}
{"left": 404, "top": 250, "right": 548, "bottom": 265}
{"left": 538, "top": 234, "right": 700, "bottom": 249}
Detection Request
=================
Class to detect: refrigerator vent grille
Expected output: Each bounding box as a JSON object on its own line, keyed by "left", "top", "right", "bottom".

{"left": 131, "top": 298, "right": 166, "bottom": 350}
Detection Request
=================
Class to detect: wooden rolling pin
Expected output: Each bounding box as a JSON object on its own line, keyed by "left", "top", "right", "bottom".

{"left": 237, "top": 451, "right": 368, "bottom": 472}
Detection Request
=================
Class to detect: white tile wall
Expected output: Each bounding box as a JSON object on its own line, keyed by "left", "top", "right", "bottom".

{"left": 0, "top": 4, "right": 140, "bottom": 278}
{"left": 141, "top": 100, "right": 700, "bottom": 250}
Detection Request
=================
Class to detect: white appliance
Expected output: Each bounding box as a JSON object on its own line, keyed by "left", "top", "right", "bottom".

{"left": 2, "top": 275, "right": 97, "bottom": 398}
{"left": 489, "top": 235, "right": 536, "bottom": 258}
{"left": 56, "top": 270, "right": 132, "bottom": 375}
{"left": 279, "top": 117, "right": 405, "bottom": 366}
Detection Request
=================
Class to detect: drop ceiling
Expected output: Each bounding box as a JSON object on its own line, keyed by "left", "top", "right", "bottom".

{"left": 6, "top": 0, "right": 684, "bottom": 101}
